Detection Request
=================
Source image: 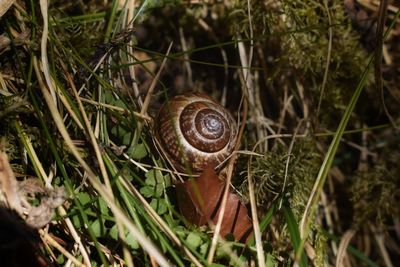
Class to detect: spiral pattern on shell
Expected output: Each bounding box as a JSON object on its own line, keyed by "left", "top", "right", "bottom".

{"left": 155, "top": 93, "right": 238, "bottom": 174}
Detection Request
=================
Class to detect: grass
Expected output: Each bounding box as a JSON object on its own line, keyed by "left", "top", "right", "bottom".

{"left": 1, "top": 0, "right": 399, "bottom": 266}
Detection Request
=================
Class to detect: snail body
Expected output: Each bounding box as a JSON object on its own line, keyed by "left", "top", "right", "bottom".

{"left": 155, "top": 93, "right": 237, "bottom": 174}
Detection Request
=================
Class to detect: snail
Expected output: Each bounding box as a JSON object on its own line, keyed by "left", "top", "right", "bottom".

{"left": 155, "top": 93, "right": 238, "bottom": 174}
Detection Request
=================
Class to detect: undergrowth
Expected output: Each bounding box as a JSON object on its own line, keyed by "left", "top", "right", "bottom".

{"left": 0, "top": 0, "right": 399, "bottom": 267}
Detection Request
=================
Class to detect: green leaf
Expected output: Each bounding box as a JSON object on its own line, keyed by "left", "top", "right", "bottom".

{"left": 200, "top": 242, "right": 209, "bottom": 255}
{"left": 186, "top": 232, "right": 202, "bottom": 250}
{"left": 71, "top": 192, "right": 96, "bottom": 229}
{"left": 90, "top": 219, "right": 105, "bottom": 238}
{"left": 113, "top": 99, "right": 127, "bottom": 109}
{"left": 104, "top": 89, "right": 114, "bottom": 103}
{"left": 76, "top": 192, "right": 91, "bottom": 206}
{"left": 174, "top": 225, "right": 186, "bottom": 238}
{"left": 140, "top": 185, "right": 157, "bottom": 198}
{"left": 126, "top": 230, "right": 140, "bottom": 250}
{"left": 111, "top": 125, "right": 128, "bottom": 138}
{"left": 163, "top": 173, "right": 172, "bottom": 187}
{"left": 142, "top": 169, "right": 168, "bottom": 197}
{"left": 145, "top": 169, "right": 164, "bottom": 186}
{"left": 98, "top": 197, "right": 109, "bottom": 214}
{"left": 150, "top": 198, "right": 167, "bottom": 215}
{"left": 266, "top": 253, "right": 276, "bottom": 267}
{"left": 110, "top": 224, "right": 119, "bottom": 240}
{"left": 71, "top": 210, "right": 82, "bottom": 229}
{"left": 56, "top": 254, "right": 65, "bottom": 264}
{"left": 109, "top": 225, "right": 139, "bottom": 250}
{"left": 123, "top": 132, "right": 133, "bottom": 146}
{"left": 128, "top": 142, "right": 148, "bottom": 159}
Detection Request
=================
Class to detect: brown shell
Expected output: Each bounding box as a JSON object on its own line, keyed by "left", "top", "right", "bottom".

{"left": 155, "top": 93, "right": 238, "bottom": 174}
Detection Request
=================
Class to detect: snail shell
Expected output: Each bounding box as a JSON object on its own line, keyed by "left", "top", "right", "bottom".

{"left": 155, "top": 93, "right": 238, "bottom": 174}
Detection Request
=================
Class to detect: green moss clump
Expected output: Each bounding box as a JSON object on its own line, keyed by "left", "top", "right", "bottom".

{"left": 314, "top": 227, "right": 328, "bottom": 267}
{"left": 240, "top": 138, "right": 321, "bottom": 220}
{"left": 230, "top": 0, "right": 372, "bottom": 127}
{"left": 351, "top": 164, "right": 400, "bottom": 227}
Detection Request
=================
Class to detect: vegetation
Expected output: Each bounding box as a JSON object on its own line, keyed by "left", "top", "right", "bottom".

{"left": 0, "top": 0, "right": 399, "bottom": 266}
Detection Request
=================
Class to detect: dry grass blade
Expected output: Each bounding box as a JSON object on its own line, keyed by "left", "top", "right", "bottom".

{"left": 375, "top": 0, "right": 398, "bottom": 129}
{"left": 0, "top": 151, "right": 23, "bottom": 215}
{"left": 57, "top": 206, "right": 92, "bottom": 266}
{"left": 126, "top": 0, "right": 143, "bottom": 107}
{"left": 371, "top": 225, "right": 395, "bottom": 267}
{"left": 2, "top": 1, "right": 399, "bottom": 265}
{"left": 335, "top": 229, "right": 355, "bottom": 267}
{"left": 62, "top": 63, "right": 134, "bottom": 267}
{"left": 207, "top": 92, "right": 248, "bottom": 263}
{"left": 33, "top": 57, "right": 171, "bottom": 267}
{"left": 298, "top": 53, "right": 375, "bottom": 264}
{"left": 247, "top": 142, "right": 265, "bottom": 267}
{"left": 141, "top": 42, "right": 173, "bottom": 117}
{"left": 9, "top": 121, "right": 91, "bottom": 264}
{"left": 118, "top": 175, "right": 204, "bottom": 267}
{"left": 0, "top": 0, "right": 15, "bottom": 17}
{"left": 131, "top": 42, "right": 173, "bottom": 154}
{"left": 40, "top": 229, "right": 86, "bottom": 267}
{"left": 39, "top": 0, "right": 57, "bottom": 105}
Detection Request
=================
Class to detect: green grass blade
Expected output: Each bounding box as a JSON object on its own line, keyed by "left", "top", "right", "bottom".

{"left": 282, "top": 204, "right": 308, "bottom": 267}
{"left": 248, "top": 203, "right": 276, "bottom": 247}
{"left": 298, "top": 8, "right": 400, "bottom": 261}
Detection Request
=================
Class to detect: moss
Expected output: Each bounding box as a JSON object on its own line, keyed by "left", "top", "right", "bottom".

{"left": 314, "top": 227, "right": 328, "bottom": 267}
{"left": 350, "top": 163, "right": 400, "bottom": 227}
{"left": 231, "top": 0, "right": 372, "bottom": 127}
{"left": 240, "top": 138, "right": 321, "bottom": 220}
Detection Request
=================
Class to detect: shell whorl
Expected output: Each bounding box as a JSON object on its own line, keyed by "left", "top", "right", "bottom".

{"left": 155, "top": 93, "right": 237, "bottom": 174}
